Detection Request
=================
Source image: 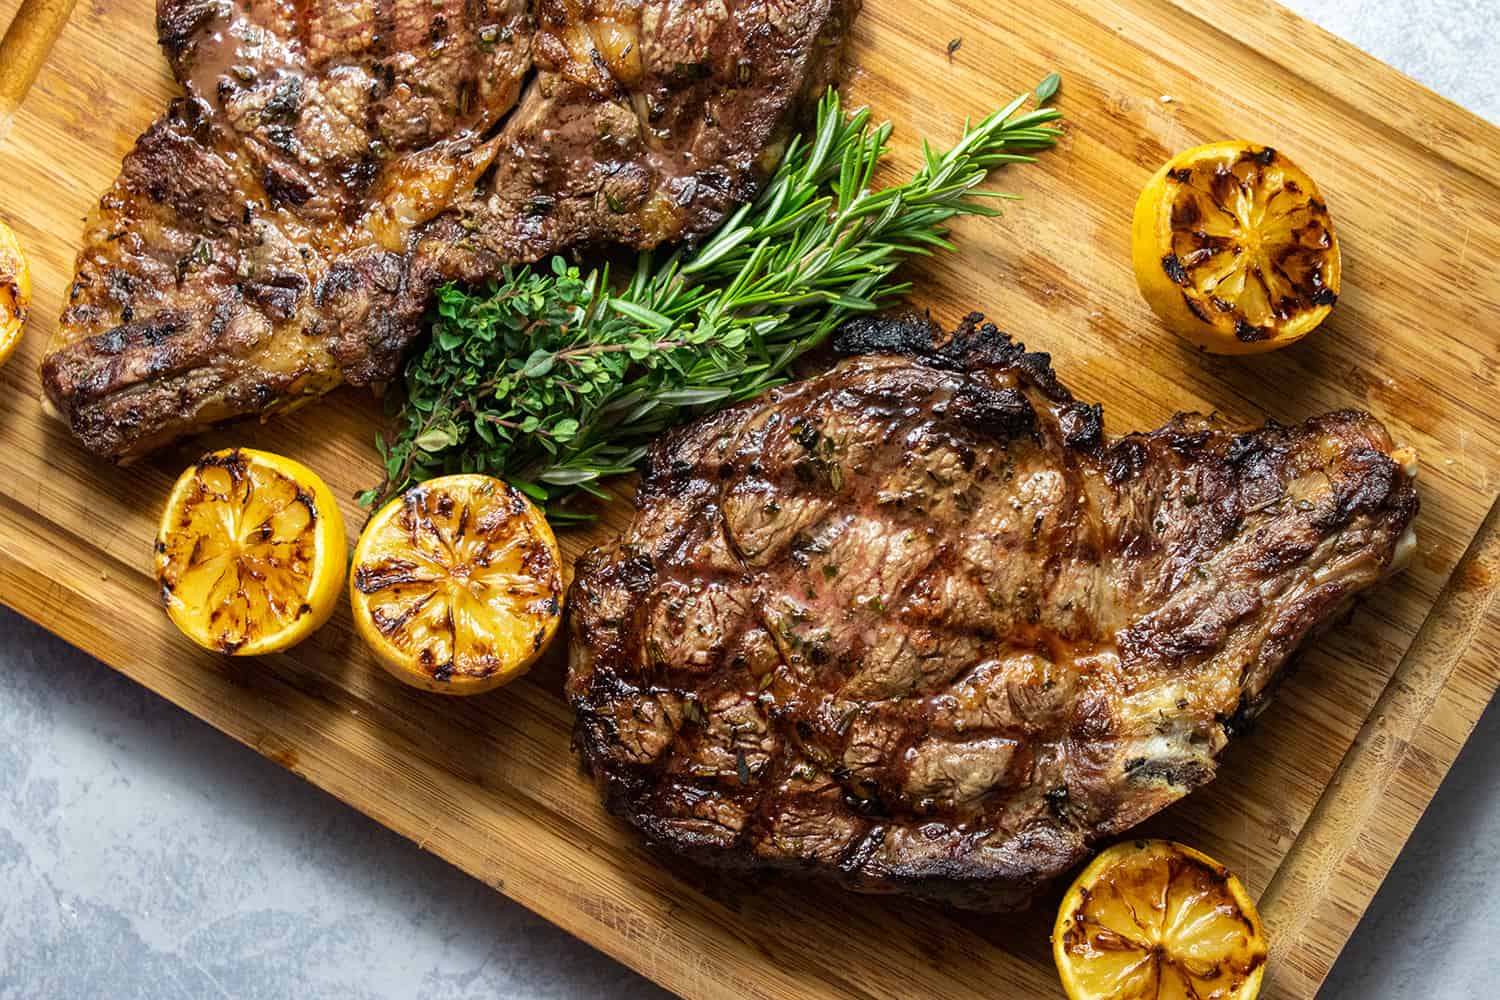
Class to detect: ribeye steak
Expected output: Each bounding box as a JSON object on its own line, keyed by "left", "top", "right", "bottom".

{"left": 41, "top": 0, "right": 856, "bottom": 458}
{"left": 566, "top": 312, "right": 1418, "bottom": 909}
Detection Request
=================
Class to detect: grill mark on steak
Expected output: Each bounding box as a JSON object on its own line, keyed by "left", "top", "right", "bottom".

{"left": 566, "top": 311, "right": 1419, "bottom": 909}
{"left": 41, "top": 0, "right": 858, "bottom": 458}
{"left": 415, "top": 0, "right": 854, "bottom": 279}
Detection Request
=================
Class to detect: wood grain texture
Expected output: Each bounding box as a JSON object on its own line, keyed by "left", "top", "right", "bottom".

{"left": 0, "top": 0, "right": 76, "bottom": 145}
{"left": 0, "top": 0, "right": 1497, "bottom": 997}
{"left": 1259, "top": 496, "right": 1500, "bottom": 995}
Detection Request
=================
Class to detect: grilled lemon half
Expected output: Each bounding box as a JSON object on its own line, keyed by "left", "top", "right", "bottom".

{"left": 350, "top": 474, "right": 563, "bottom": 694}
{"left": 0, "top": 219, "right": 30, "bottom": 368}
{"left": 1132, "top": 141, "right": 1339, "bottom": 354}
{"left": 1053, "top": 839, "right": 1268, "bottom": 1000}
{"left": 156, "top": 448, "right": 347, "bottom": 655}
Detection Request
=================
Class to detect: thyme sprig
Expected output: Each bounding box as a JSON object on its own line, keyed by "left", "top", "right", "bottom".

{"left": 361, "top": 81, "right": 1063, "bottom": 518}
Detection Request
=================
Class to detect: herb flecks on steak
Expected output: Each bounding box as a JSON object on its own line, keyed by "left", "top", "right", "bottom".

{"left": 566, "top": 312, "right": 1418, "bottom": 909}
{"left": 41, "top": 0, "right": 857, "bottom": 459}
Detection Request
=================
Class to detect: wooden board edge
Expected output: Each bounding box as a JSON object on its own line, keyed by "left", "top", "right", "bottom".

{"left": 7, "top": 475, "right": 1500, "bottom": 998}
{"left": 0, "top": 500, "right": 732, "bottom": 1000}
{"left": 2, "top": 0, "right": 1498, "bottom": 992}
{"left": 1259, "top": 495, "right": 1500, "bottom": 996}
{"left": 0, "top": 491, "right": 907, "bottom": 1000}
{"left": 1169, "top": 0, "right": 1500, "bottom": 188}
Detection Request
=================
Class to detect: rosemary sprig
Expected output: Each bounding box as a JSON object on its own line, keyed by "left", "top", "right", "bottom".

{"left": 360, "top": 81, "right": 1063, "bottom": 517}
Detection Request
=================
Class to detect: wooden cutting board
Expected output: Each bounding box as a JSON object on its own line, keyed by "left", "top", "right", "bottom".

{"left": 2, "top": 0, "right": 1497, "bottom": 996}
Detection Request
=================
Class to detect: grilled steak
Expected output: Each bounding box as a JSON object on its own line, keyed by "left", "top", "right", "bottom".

{"left": 417, "top": 0, "right": 855, "bottom": 279}
{"left": 41, "top": 0, "right": 856, "bottom": 459}
{"left": 567, "top": 312, "right": 1418, "bottom": 909}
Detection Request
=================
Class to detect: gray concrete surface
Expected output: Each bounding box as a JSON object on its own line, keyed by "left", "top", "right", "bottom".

{"left": 2, "top": 1, "right": 1496, "bottom": 996}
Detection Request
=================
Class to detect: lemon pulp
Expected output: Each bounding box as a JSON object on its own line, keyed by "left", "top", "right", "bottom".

{"left": 350, "top": 474, "right": 563, "bottom": 694}
{"left": 1132, "top": 141, "right": 1339, "bottom": 354}
{"left": 1053, "top": 840, "right": 1268, "bottom": 1000}
{"left": 156, "top": 449, "right": 346, "bottom": 655}
{"left": 0, "top": 220, "right": 30, "bottom": 367}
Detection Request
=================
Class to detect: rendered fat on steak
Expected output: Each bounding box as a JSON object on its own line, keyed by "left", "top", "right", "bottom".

{"left": 567, "top": 313, "right": 1418, "bottom": 909}
{"left": 41, "top": 0, "right": 856, "bottom": 458}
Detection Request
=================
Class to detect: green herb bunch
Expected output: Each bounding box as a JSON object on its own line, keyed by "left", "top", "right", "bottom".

{"left": 360, "top": 75, "right": 1063, "bottom": 518}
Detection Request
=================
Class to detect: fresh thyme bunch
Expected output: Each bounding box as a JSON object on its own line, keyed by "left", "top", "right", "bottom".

{"left": 360, "top": 75, "right": 1063, "bottom": 518}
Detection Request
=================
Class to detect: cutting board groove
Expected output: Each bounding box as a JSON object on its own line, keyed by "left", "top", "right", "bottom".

{"left": 1, "top": 1, "right": 1498, "bottom": 997}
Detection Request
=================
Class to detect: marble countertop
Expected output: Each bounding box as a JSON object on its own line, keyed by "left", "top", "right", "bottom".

{"left": 2, "top": 2, "right": 1495, "bottom": 996}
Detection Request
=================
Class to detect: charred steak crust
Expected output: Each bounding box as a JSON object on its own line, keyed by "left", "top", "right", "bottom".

{"left": 567, "top": 312, "right": 1418, "bottom": 909}
{"left": 42, "top": 0, "right": 859, "bottom": 459}
{"left": 417, "top": 0, "right": 858, "bottom": 285}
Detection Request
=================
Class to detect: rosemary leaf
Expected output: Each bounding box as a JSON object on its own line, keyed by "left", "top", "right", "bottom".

{"left": 364, "top": 79, "right": 1064, "bottom": 515}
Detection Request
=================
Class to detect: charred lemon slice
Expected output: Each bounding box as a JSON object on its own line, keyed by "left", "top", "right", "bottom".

{"left": 156, "top": 449, "right": 347, "bottom": 655}
{"left": 1053, "top": 840, "right": 1267, "bottom": 1000}
{"left": 350, "top": 474, "right": 563, "bottom": 694}
{"left": 0, "top": 219, "right": 30, "bottom": 367}
{"left": 1132, "top": 141, "right": 1339, "bottom": 354}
